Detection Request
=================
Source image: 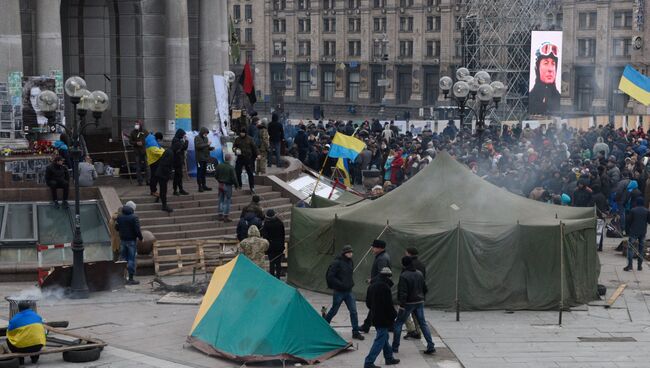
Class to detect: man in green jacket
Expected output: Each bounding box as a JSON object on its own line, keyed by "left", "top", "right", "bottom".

{"left": 233, "top": 128, "right": 259, "bottom": 193}
{"left": 194, "top": 127, "right": 214, "bottom": 192}
{"left": 214, "top": 153, "right": 239, "bottom": 222}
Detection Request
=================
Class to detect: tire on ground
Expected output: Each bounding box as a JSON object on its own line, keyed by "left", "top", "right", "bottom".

{"left": 62, "top": 347, "right": 102, "bottom": 363}
{"left": 0, "top": 358, "right": 20, "bottom": 368}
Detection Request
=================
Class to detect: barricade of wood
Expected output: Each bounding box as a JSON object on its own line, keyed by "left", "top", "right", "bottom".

{"left": 152, "top": 239, "right": 239, "bottom": 276}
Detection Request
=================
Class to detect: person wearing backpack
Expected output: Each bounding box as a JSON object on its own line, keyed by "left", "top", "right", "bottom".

{"left": 323, "top": 245, "right": 364, "bottom": 341}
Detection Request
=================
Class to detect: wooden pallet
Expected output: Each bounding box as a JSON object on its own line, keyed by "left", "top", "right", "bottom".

{"left": 153, "top": 239, "right": 239, "bottom": 276}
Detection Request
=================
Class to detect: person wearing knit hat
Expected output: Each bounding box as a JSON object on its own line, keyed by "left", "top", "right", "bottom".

{"left": 364, "top": 264, "right": 399, "bottom": 368}
{"left": 360, "top": 239, "right": 391, "bottom": 333}
{"left": 115, "top": 198, "right": 144, "bottom": 285}
{"left": 392, "top": 256, "right": 436, "bottom": 355}
{"left": 261, "top": 206, "right": 285, "bottom": 279}
{"left": 323, "top": 245, "right": 365, "bottom": 341}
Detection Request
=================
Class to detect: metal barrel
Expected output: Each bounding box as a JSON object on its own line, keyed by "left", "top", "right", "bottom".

{"left": 5, "top": 297, "right": 38, "bottom": 319}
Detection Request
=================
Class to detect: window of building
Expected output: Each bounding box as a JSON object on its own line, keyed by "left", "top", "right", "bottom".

{"left": 613, "top": 11, "right": 633, "bottom": 29}
{"left": 324, "top": 40, "right": 336, "bottom": 57}
{"left": 244, "top": 5, "right": 252, "bottom": 19}
{"left": 399, "top": 17, "right": 414, "bottom": 32}
{"left": 272, "top": 66, "right": 286, "bottom": 82}
{"left": 348, "top": 40, "right": 361, "bottom": 56}
{"left": 245, "top": 28, "right": 253, "bottom": 43}
{"left": 298, "top": 68, "right": 310, "bottom": 100}
{"left": 348, "top": 0, "right": 360, "bottom": 8}
{"left": 397, "top": 69, "right": 412, "bottom": 104}
{"left": 454, "top": 39, "right": 462, "bottom": 58}
{"left": 427, "top": 0, "right": 440, "bottom": 5}
{"left": 578, "top": 12, "right": 597, "bottom": 30}
{"left": 273, "top": 0, "right": 286, "bottom": 10}
{"left": 373, "top": 0, "right": 386, "bottom": 8}
{"left": 233, "top": 5, "right": 241, "bottom": 19}
{"left": 324, "top": 18, "right": 336, "bottom": 32}
{"left": 273, "top": 19, "right": 286, "bottom": 33}
{"left": 400, "top": 0, "right": 414, "bottom": 7}
{"left": 273, "top": 40, "right": 287, "bottom": 56}
{"left": 426, "top": 16, "right": 441, "bottom": 32}
{"left": 298, "top": 40, "right": 311, "bottom": 56}
{"left": 297, "top": 0, "right": 310, "bottom": 10}
{"left": 613, "top": 38, "right": 632, "bottom": 57}
{"left": 373, "top": 40, "right": 388, "bottom": 59}
{"left": 426, "top": 40, "right": 440, "bottom": 57}
{"left": 348, "top": 18, "right": 361, "bottom": 33}
{"left": 348, "top": 71, "right": 360, "bottom": 102}
{"left": 323, "top": 0, "right": 334, "bottom": 10}
{"left": 576, "top": 71, "right": 594, "bottom": 112}
{"left": 322, "top": 70, "right": 335, "bottom": 101}
{"left": 399, "top": 40, "right": 413, "bottom": 58}
{"left": 245, "top": 51, "right": 253, "bottom": 63}
{"left": 298, "top": 18, "right": 311, "bottom": 32}
{"left": 577, "top": 38, "right": 596, "bottom": 58}
{"left": 373, "top": 17, "right": 387, "bottom": 32}
{"left": 234, "top": 28, "right": 241, "bottom": 44}
{"left": 556, "top": 13, "right": 563, "bottom": 29}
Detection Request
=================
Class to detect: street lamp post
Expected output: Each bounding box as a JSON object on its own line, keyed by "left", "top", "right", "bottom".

{"left": 439, "top": 69, "right": 506, "bottom": 151}
{"left": 38, "top": 76, "right": 110, "bottom": 299}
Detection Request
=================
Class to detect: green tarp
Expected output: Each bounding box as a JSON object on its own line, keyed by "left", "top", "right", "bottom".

{"left": 189, "top": 255, "right": 350, "bottom": 363}
{"left": 289, "top": 151, "right": 600, "bottom": 310}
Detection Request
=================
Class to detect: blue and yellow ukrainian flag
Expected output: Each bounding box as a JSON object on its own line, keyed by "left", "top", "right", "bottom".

{"left": 145, "top": 133, "right": 165, "bottom": 166}
{"left": 619, "top": 65, "right": 650, "bottom": 106}
{"left": 7, "top": 309, "right": 46, "bottom": 348}
{"left": 328, "top": 132, "right": 365, "bottom": 161}
{"left": 336, "top": 158, "right": 351, "bottom": 187}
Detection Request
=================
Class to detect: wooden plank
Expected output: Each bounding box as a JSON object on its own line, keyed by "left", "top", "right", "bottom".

{"left": 605, "top": 283, "right": 627, "bottom": 309}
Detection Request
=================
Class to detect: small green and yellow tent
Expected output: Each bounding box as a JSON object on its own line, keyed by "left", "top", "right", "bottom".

{"left": 188, "top": 255, "right": 351, "bottom": 364}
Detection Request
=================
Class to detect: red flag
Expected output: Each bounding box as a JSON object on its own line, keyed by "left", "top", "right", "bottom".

{"left": 239, "top": 61, "right": 257, "bottom": 104}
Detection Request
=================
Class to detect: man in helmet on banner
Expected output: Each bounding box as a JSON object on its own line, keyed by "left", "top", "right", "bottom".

{"left": 529, "top": 41, "right": 561, "bottom": 115}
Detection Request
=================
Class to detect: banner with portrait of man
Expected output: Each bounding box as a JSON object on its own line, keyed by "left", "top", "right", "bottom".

{"left": 528, "top": 31, "right": 563, "bottom": 116}
{"left": 22, "top": 76, "right": 57, "bottom": 131}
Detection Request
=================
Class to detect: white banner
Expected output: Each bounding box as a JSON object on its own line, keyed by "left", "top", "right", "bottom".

{"left": 213, "top": 75, "right": 230, "bottom": 136}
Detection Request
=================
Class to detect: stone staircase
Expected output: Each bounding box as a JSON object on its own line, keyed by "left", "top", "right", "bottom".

{"left": 120, "top": 183, "right": 293, "bottom": 243}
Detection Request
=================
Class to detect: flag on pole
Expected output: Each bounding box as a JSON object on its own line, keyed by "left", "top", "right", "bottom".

{"left": 336, "top": 158, "right": 351, "bottom": 187}
{"left": 328, "top": 132, "right": 365, "bottom": 161}
{"left": 618, "top": 65, "right": 650, "bottom": 106}
{"left": 239, "top": 61, "right": 257, "bottom": 105}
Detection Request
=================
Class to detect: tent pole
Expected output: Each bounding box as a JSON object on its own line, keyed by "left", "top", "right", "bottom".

{"left": 354, "top": 220, "right": 389, "bottom": 273}
{"left": 456, "top": 221, "right": 461, "bottom": 322}
{"left": 559, "top": 221, "right": 564, "bottom": 326}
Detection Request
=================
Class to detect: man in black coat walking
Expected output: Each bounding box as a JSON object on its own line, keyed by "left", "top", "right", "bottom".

{"left": 361, "top": 239, "right": 391, "bottom": 333}
{"left": 115, "top": 201, "right": 144, "bottom": 284}
{"left": 364, "top": 267, "right": 400, "bottom": 368}
{"left": 260, "top": 209, "right": 285, "bottom": 278}
{"left": 403, "top": 247, "right": 425, "bottom": 339}
{"left": 392, "top": 256, "right": 436, "bottom": 355}
{"left": 625, "top": 197, "right": 650, "bottom": 271}
{"left": 171, "top": 129, "right": 189, "bottom": 196}
{"left": 45, "top": 156, "right": 69, "bottom": 208}
{"left": 154, "top": 145, "right": 174, "bottom": 212}
{"left": 268, "top": 112, "right": 284, "bottom": 167}
{"left": 323, "top": 245, "right": 364, "bottom": 340}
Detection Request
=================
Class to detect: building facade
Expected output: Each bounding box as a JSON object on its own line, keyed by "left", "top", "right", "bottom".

{"left": 229, "top": 0, "right": 650, "bottom": 121}
{"left": 0, "top": 0, "right": 228, "bottom": 143}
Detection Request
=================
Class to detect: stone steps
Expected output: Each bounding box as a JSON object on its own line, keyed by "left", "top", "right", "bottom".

{"left": 137, "top": 197, "right": 291, "bottom": 219}
{"left": 134, "top": 191, "right": 283, "bottom": 211}
{"left": 121, "top": 185, "right": 274, "bottom": 204}
{"left": 153, "top": 219, "right": 291, "bottom": 241}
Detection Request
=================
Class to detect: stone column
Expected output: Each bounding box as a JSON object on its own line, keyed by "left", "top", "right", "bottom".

{"left": 0, "top": 0, "right": 23, "bottom": 82}
{"left": 199, "top": 0, "right": 229, "bottom": 129}
{"left": 165, "top": 0, "right": 192, "bottom": 138}
{"left": 35, "top": 0, "right": 63, "bottom": 75}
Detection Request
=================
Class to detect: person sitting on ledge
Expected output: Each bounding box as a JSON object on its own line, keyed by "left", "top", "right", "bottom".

{"left": 45, "top": 155, "right": 69, "bottom": 208}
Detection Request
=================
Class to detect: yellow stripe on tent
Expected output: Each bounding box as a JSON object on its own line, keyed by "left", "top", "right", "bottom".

{"left": 619, "top": 77, "right": 650, "bottom": 106}
{"left": 190, "top": 255, "right": 240, "bottom": 333}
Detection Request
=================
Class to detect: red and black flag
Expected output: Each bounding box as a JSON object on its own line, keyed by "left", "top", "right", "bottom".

{"left": 239, "top": 61, "right": 257, "bottom": 105}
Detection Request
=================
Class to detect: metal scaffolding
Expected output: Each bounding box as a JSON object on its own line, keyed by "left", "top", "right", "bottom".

{"left": 462, "top": 0, "right": 560, "bottom": 122}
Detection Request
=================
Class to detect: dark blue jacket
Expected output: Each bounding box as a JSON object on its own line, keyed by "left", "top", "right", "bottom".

{"left": 237, "top": 212, "right": 262, "bottom": 241}
{"left": 294, "top": 130, "right": 309, "bottom": 151}
{"left": 115, "top": 206, "right": 143, "bottom": 241}
{"left": 627, "top": 205, "right": 650, "bottom": 238}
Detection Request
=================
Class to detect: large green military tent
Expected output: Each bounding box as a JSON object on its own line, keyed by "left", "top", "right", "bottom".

{"left": 289, "top": 151, "right": 600, "bottom": 310}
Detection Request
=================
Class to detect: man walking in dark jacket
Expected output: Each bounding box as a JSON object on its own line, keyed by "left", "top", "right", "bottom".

{"left": 129, "top": 121, "right": 148, "bottom": 185}
{"left": 403, "top": 247, "right": 425, "bottom": 339}
{"left": 294, "top": 124, "right": 309, "bottom": 163}
{"left": 171, "top": 129, "right": 189, "bottom": 196}
{"left": 261, "top": 209, "right": 285, "bottom": 278}
{"left": 268, "top": 112, "right": 284, "bottom": 167}
{"left": 233, "top": 128, "right": 259, "bottom": 193}
{"left": 324, "top": 245, "right": 364, "bottom": 340}
{"left": 45, "top": 156, "right": 69, "bottom": 208}
{"left": 194, "top": 127, "right": 214, "bottom": 192}
{"left": 361, "top": 239, "right": 391, "bottom": 333}
{"left": 392, "top": 256, "right": 436, "bottom": 355}
{"left": 364, "top": 267, "right": 400, "bottom": 368}
{"left": 115, "top": 201, "right": 143, "bottom": 284}
{"left": 624, "top": 197, "right": 650, "bottom": 271}
{"left": 214, "top": 153, "right": 238, "bottom": 222}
